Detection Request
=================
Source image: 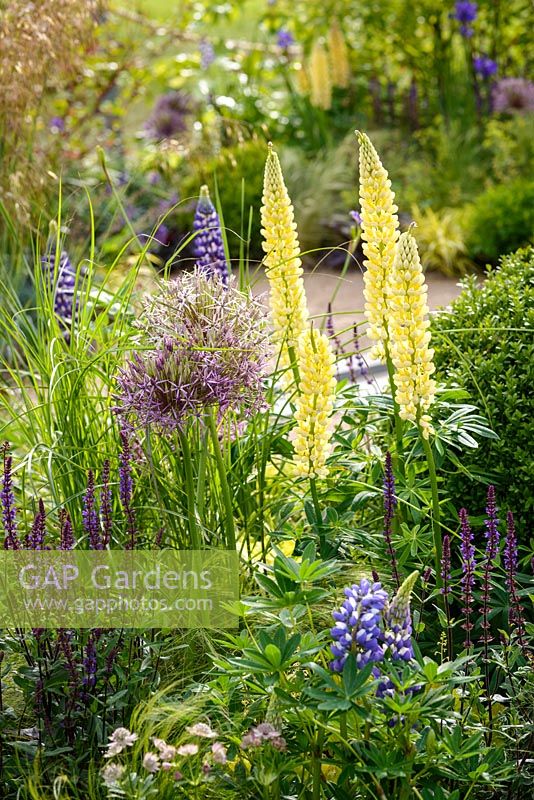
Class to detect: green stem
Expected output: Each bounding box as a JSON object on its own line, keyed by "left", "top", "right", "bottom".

{"left": 311, "top": 727, "right": 325, "bottom": 800}
{"left": 421, "top": 433, "right": 442, "bottom": 591}
{"left": 310, "top": 477, "right": 326, "bottom": 556}
{"left": 207, "top": 414, "right": 236, "bottom": 550}
{"left": 178, "top": 430, "right": 201, "bottom": 550}
{"left": 195, "top": 426, "right": 208, "bottom": 520}
{"left": 385, "top": 350, "right": 404, "bottom": 468}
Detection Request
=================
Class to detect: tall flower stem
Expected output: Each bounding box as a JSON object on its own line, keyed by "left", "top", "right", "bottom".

{"left": 385, "top": 347, "right": 405, "bottom": 469}
{"left": 178, "top": 430, "right": 201, "bottom": 550}
{"left": 421, "top": 433, "right": 442, "bottom": 591}
{"left": 207, "top": 414, "right": 236, "bottom": 551}
{"left": 309, "top": 477, "right": 325, "bottom": 555}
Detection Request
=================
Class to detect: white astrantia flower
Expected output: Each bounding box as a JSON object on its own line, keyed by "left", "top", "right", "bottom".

{"left": 142, "top": 752, "right": 160, "bottom": 773}
{"left": 152, "top": 737, "right": 177, "bottom": 761}
{"left": 101, "top": 763, "right": 125, "bottom": 787}
{"left": 177, "top": 743, "right": 199, "bottom": 756}
{"left": 105, "top": 727, "right": 138, "bottom": 757}
{"left": 186, "top": 722, "right": 218, "bottom": 739}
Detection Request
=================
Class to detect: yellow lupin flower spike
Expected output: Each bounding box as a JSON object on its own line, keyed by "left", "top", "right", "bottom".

{"left": 356, "top": 131, "right": 400, "bottom": 360}
{"left": 261, "top": 143, "right": 309, "bottom": 368}
{"left": 292, "top": 327, "right": 337, "bottom": 479}
{"left": 328, "top": 20, "right": 350, "bottom": 89}
{"left": 389, "top": 230, "right": 436, "bottom": 438}
{"left": 309, "top": 41, "right": 332, "bottom": 110}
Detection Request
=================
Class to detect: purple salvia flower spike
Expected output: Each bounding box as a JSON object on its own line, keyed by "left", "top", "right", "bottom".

{"left": 504, "top": 511, "right": 527, "bottom": 653}
{"left": 479, "top": 485, "right": 500, "bottom": 646}
{"left": 383, "top": 452, "right": 400, "bottom": 588}
{"left": 26, "top": 499, "right": 47, "bottom": 550}
{"left": 1, "top": 443, "right": 20, "bottom": 550}
{"left": 119, "top": 431, "right": 137, "bottom": 550}
{"left": 59, "top": 509, "right": 75, "bottom": 550}
{"left": 83, "top": 470, "right": 102, "bottom": 550}
{"left": 193, "top": 185, "right": 229, "bottom": 284}
{"left": 100, "top": 460, "right": 113, "bottom": 548}
{"left": 459, "top": 507, "right": 476, "bottom": 649}
{"left": 82, "top": 633, "right": 98, "bottom": 697}
{"left": 440, "top": 534, "right": 452, "bottom": 596}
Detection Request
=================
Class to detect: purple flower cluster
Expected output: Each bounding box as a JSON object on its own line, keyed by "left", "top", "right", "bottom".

{"left": 199, "top": 38, "right": 215, "bottom": 69}
{"left": 2, "top": 443, "right": 20, "bottom": 549}
{"left": 493, "top": 77, "right": 534, "bottom": 114}
{"left": 193, "top": 186, "right": 229, "bottom": 284}
{"left": 459, "top": 507, "right": 476, "bottom": 648}
{"left": 119, "top": 431, "right": 137, "bottom": 550}
{"left": 26, "top": 499, "right": 47, "bottom": 550}
{"left": 504, "top": 511, "right": 527, "bottom": 649}
{"left": 41, "top": 250, "right": 78, "bottom": 331}
{"left": 452, "top": 1, "right": 477, "bottom": 37}
{"left": 440, "top": 533, "right": 452, "bottom": 596}
{"left": 479, "top": 485, "right": 500, "bottom": 646}
{"left": 350, "top": 209, "right": 362, "bottom": 227}
{"left": 277, "top": 29, "right": 294, "bottom": 49}
{"left": 83, "top": 470, "right": 103, "bottom": 550}
{"left": 145, "top": 91, "right": 191, "bottom": 141}
{"left": 116, "top": 269, "right": 269, "bottom": 434}
{"left": 330, "top": 579, "right": 388, "bottom": 672}
{"left": 473, "top": 56, "right": 497, "bottom": 79}
{"left": 240, "top": 722, "right": 286, "bottom": 751}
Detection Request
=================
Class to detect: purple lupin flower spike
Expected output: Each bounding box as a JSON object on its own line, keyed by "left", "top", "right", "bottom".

{"left": 119, "top": 430, "right": 137, "bottom": 550}
{"left": 59, "top": 509, "right": 75, "bottom": 550}
{"left": 1, "top": 443, "right": 20, "bottom": 550}
{"left": 459, "top": 508, "right": 476, "bottom": 649}
{"left": 383, "top": 571, "right": 418, "bottom": 663}
{"left": 479, "top": 485, "right": 500, "bottom": 646}
{"left": 193, "top": 185, "right": 229, "bottom": 284}
{"left": 504, "top": 511, "right": 527, "bottom": 652}
{"left": 383, "top": 452, "right": 400, "bottom": 588}
{"left": 26, "top": 499, "right": 47, "bottom": 550}
{"left": 100, "top": 460, "right": 112, "bottom": 548}
{"left": 329, "top": 578, "right": 388, "bottom": 672}
{"left": 41, "top": 249, "right": 79, "bottom": 331}
{"left": 83, "top": 470, "right": 102, "bottom": 550}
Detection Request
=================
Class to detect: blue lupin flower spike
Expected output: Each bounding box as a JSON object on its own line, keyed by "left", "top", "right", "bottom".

{"left": 193, "top": 185, "right": 229, "bottom": 284}
{"left": 329, "top": 578, "right": 388, "bottom": 672}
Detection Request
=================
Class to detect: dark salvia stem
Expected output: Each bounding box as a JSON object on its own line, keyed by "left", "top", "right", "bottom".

{"left": 353, "top": 324, "right": 372, "bottom": 384}
{"left": 119, "top": 431, "right": 137, "bottom": 549}
{"left": 100, "top": 459, "right": 113, "bottom": 548}
{"left": 26, "top": 499, "right": 46, "bottom": 550}
{"left": 59, "top": 509, "right": 75, "bottom": 550}
{"left": 83, "top": 470, "right": 102, "bottom": 550}
{"left": 480, "top": 484, "right": 500, "bottom": 744}
{"left": 383, "top": 452, "right": 400, "bottom": 588}
{"left": 326, "top": 302, "right": 345, "bottom": 378}
{"left": 504, "top": 511, "right": 527, "bottom": 654}
{"left": 1, "top": 443, "right": 20, "bottom": 549}
{"left": 440, "top": 533, "right": 453, "bottom": 661}
{"left": 459, "top": 507, "right": 476, "bottom": 650}
{"left": 82, "top": 633, "right": 98, "bottom": 700}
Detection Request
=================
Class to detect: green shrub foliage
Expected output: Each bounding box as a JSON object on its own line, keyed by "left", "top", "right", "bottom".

{"left": 431, "top": 247, "right": 534, "bottom": 537}
{"left": 464, "top": 180, "right": 534, "bottom": 263}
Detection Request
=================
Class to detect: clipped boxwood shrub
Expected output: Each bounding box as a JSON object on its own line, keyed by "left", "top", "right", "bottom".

{"left": 464, "top": 179, "right": 534, "bottom": 263}
{"left": 431, "top": 247, "right": 534, "bottom": 539}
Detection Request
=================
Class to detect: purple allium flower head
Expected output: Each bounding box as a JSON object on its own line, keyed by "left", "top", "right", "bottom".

{"left": 193, "top": 185, "right": 229, "bottom": 284}
{"left": 119, "top": 431, "right": 137, "bottom": 550}
{"left": 329, "top": 578, "right": 388, "bottom": 672}
{"left": 440, "top": 534, "right": 452, "bottom": 596}
{"left": 459, "top": 507, "right": 476, "bottom": 648}
{"left": 473, "top": 56, "right": 498, "bottom": 79}
{"left": 26, "top": 499, "right": 46, "bottom": 550}
{"left": 100, "top": 460, "right": 112, "bottom": 548}
{"left": 145, "top": 91, "right": 191, "bottom": 140}
{"left": 83, "top": 470, "right": 103, "bottom": 550}
{"left": 277, "top": 29, "right": 294, "bottom": 49}
{"left": 382, "top": 571, "right": 418, "bottom": 663}
{"left": 350, "top": 209, "right": 362, "bottom": 227}
{"left": 504, "top": 510, "right": 527, "bottom": 650}
{"left": 492, "top": 77, "right": 534, "bottom": 114}
{"left": 116, "top": 269, "right": 269, "bottom": 434}
{"left": 59, "top": 509, "right": 75, "bottom": 550}
{"left": 1, "top": 443, "right": 20, "bottom": 550}
{"left": 41, "top": 250, "right": 79, "bottom": 331}
{"left": 452, "top": 1, "right": 477, "bottom": 24}
{"left": 383, "top": 452, "right": 400, "bottom": 588}
{"left": 199, "top": 38, "right": 215, "bottom": 69}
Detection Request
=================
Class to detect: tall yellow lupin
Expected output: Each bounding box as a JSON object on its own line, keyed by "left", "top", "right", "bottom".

{"left": 328, "top": 20, "right": 350, "bottom": 89}
{"left": 261, "top": 143, "right": 309, "bottom": 367}
{"left": 356, "top": 131, "right": 400, "bottom": 360}
{"left": 309, "top": 41, "right": 332, "bottom": 110}
{"left": 389, "top": 231, "right": 436, "bottom": 437}
{"left": 292, "top": 328, "right": 336, "bottom": 479}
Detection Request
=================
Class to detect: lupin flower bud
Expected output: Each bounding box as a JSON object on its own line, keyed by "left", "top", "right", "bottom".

{"left": 330, "top": 578, "right": 389, "bottom": 672}
{"left": 327, "top": 20, "right": 350, "bottom": 88}
{"left": 383, "top": 570, "right": 418, "bottom": 662}
{"left": 261, "top": 144, "right": 309, "bottom": 366}
{"left": 309, "top": 41, "right": 332, "bottom": 110}
{"left": 389, "top": 231, "right": 436, "bottom": 437}
{"left": 292, "top": 328, "right": 336, "bottom": 479}
{"left": 356, "top": 132, "right": 399, "bottom": 360}
{"left": 193, "top": 185, "right": 229, "bottom": 284}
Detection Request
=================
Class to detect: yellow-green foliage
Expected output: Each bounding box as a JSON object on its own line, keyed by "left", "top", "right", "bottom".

{"left": 411, "top": 206, "right": 472, "bottom": 276}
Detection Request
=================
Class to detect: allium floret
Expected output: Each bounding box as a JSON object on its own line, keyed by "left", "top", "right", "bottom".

{"left": 116, "top": 269, "right": 269, "bottom": 433}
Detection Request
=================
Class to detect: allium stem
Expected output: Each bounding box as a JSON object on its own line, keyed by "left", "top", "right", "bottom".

{"left": 421, "top": 435, "right": 442, "bottom": 593}
{"left": 207, "top": 415, "right": 236, "bottom": 551}
{"left": 178, "top": 430, "right": 201, "bottom": 550}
